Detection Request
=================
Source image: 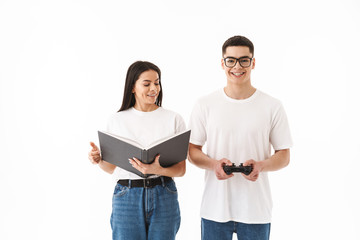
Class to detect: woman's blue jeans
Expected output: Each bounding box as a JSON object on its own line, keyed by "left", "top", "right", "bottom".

{"left": 201, "top": 218, "right": 271, "bottom": 240}
{"left": 110, "top": 178, "right": 180, "bottom": 240}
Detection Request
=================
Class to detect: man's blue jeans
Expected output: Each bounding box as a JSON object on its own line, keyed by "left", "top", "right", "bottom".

{"left": 110, "top": 179, "right": 180, "bottom": 240}
{"left": 201, "top": 218, "right": 271, "bottom": 240}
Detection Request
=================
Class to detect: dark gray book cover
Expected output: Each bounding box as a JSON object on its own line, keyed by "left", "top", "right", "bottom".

{"left": 98, "top": 130, "right": 191, "bottom": 178}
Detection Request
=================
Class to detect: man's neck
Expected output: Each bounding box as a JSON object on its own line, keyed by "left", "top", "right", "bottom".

{"left": 224, "top": 83, "right": 256, "bottom": 100}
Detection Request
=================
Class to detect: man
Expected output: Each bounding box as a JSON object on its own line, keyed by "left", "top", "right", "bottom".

{"left": 188, "top": 35, "right": 293, "bottom": 240}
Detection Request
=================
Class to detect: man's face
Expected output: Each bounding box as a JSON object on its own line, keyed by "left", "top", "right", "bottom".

{"left": 221, "top": 46, "right": 255, "bottom": 86}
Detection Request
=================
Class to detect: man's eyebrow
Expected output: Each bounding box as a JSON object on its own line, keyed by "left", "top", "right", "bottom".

{"left": 225, "top": 56, "right": 251, "bottom": 59}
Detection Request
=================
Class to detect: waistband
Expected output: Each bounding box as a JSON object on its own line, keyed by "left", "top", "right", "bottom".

{"left": 117, "top": 176, "right": 172, "bottom": 188}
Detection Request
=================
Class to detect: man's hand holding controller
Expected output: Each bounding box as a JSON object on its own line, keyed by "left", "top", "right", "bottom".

{"left": 213, "top": 158, "right": 234, "bottom": 180}
{"left": 221, "top": 159, "right": 262, "bottom": 182}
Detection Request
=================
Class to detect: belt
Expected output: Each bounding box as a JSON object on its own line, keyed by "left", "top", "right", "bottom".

{"left": 117, "top": 176, "right": 172, "bottom": 188}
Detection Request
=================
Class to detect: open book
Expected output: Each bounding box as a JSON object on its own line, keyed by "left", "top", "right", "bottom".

{"left": 98, "top": 130, "right": 191, "bottom": 178}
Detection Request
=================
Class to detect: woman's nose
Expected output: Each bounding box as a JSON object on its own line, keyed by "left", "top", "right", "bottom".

{"left": 150, "top": 84, "right": 157, "bottom": 91}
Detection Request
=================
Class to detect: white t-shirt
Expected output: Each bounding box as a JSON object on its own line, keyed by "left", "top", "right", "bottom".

{"left": 188, "top": 89, "right": 293, "bottom": 223}
{"left": 106, "top": 107, "right": 186, "bottom": 180}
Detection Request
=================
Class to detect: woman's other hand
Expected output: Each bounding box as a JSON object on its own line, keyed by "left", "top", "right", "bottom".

{"left": 89, "top": 142, "right": 102, "bottom": 164}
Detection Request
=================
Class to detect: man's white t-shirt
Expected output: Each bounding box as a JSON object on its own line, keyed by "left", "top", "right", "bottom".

{"left": 106, "top": 107, "right": 186, "bottom": 180}
{"left": 188, "top": 89, "right": 293, "bottom": 223}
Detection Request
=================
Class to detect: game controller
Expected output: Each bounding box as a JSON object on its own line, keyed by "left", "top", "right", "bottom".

{"left": 223, "top": 163, "right": 253, "bottom": 175}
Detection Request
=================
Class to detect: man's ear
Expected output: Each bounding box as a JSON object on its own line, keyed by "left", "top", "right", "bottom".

{"left": 221, "top": 58, "right": 225, "bottom": 70}
{"left": 251, "top": 58, "right": 255, "bottom": 69}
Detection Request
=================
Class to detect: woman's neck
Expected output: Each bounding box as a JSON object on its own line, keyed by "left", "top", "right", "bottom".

{"left": 133, "top": 103, "right": 159, "bottom": 112}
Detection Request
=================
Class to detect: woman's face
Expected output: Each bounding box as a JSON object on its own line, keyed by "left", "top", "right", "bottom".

{"left": 132, "top": 70, "right": 161, "bottom": 109}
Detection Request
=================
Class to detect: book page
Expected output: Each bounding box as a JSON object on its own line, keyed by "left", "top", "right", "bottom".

{"left": 98, "top": 131, "right": 144, "bottom": 149}
{"left": 146, "top": 129, "right": 191, "bottom": 149}
{"left": 99, "top": 129, "right": 190, "bottom": 150}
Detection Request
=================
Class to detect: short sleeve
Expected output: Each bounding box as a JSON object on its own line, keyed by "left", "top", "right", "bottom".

{"left": 175, "top": 113, "right": 186, "bottom": 133}
{"left": 270, "top": 104, "right": 293, "bottom": 150}
{"left": 106, "top": 113, "right": 116, "bottom": 132}
{"left": 188, "top": 100, "right": 207, "bottom": 146}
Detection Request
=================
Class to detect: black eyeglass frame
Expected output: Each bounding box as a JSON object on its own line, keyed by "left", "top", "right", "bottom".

{"left": 223, "top": 56, "right": 253, "bottom": 68}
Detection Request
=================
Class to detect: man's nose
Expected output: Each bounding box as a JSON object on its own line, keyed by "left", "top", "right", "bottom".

{"left": 234, "top": 60, "right": 243, "bottom": 68}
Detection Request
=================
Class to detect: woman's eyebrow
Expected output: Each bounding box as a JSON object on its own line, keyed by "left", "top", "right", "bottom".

{"left": 142, "top": 78, "right": 159, "bottom": 82}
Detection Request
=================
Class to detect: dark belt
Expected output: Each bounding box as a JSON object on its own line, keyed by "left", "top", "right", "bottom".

{"left": 117, "top": 176, "right": 172, "bottom": 188}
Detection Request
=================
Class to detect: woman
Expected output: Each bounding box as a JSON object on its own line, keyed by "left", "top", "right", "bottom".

{"left": 88, "top": 61, "right": 186, "bottom": 240}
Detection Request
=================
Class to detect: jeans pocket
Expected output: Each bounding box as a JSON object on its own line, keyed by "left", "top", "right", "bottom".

{"left": 164, "top": 180, "right": 178, "bottom": 194}
{"left": 113, "top": 184, "right": 129, "bottom": 198}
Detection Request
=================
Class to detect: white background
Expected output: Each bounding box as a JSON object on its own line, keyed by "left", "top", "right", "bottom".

{"left": 1, "top": 0, "right": 359, "bottom": 239}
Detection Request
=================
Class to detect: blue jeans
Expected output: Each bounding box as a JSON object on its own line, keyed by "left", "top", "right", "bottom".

{"left": 201, "top": 218, "right": 271, "bottom": 240}
{"left": 110, "top": 178, "right": 180, "bottom": 240}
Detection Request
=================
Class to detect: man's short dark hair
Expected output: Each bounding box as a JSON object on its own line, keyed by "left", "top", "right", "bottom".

{"left": 222, "top": 36, "right": 254, "bottom": 57}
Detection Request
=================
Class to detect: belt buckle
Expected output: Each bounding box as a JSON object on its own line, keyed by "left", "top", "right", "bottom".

{"left": 143, "top": 179, "right": 151, "bottom": 188}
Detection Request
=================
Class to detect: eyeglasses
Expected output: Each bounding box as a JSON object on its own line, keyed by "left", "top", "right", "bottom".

{"left": 223, "top": 57, "right": 253, "bottom": 68}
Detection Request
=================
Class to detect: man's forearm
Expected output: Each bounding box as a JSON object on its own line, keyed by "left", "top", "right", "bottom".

{"left": 259, "top": 149, "right": 290, "bottom": 172}
{"left": 188, "top": 144, "right": 217, "bottom": 170}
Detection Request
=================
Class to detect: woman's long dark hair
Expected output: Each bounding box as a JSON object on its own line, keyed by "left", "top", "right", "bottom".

{"left": 118, "top": 61, "right": 163, "bottom": 112}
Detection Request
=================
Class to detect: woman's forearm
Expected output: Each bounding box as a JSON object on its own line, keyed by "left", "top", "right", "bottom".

{"left": 159, "top": 160, "right": 186, "bottom": 177}
{"left": 98, "top": 160, "right": 117, "bottom": 174}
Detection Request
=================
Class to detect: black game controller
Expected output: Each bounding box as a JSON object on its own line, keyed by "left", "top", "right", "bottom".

{"left": 223, "top": 163, "right": 253, "bottom": 175}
